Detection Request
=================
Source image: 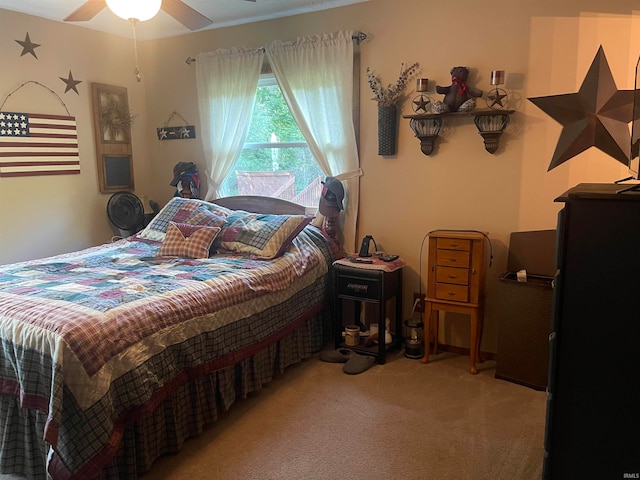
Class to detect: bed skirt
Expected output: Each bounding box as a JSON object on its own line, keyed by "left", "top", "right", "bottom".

{"left": 0, "top": 308, "right": 330, "bottom": 479}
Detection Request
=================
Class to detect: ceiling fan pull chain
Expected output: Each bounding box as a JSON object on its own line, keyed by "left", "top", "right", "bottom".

{"left": 130, "top": 19, "right": 142, "bottom": 82}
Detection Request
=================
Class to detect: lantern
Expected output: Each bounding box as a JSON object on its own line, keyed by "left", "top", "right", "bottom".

{"left": 404, "top": 317, "right": 424, "bottom": 359}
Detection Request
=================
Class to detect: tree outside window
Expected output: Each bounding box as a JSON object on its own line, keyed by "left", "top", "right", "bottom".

{"left": 220, "top": 76, "right": 323, "bottom": 208}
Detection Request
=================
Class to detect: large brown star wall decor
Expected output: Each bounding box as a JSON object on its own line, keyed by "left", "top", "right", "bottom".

{"left": 15, "top": 33, "right": 41, "bottom": 59}
{"left": 528, "top": 46, "right": 634, "bottom": 171}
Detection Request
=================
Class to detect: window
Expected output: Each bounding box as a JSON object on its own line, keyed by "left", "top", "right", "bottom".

{"left": 220, "top": 75, "right": 324, "bottom": 209}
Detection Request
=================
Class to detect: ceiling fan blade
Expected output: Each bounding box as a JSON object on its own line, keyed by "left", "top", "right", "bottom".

{"left": 64, "top": 0, "right": 107, "bottom": 22}
{"left": 162, "top": 0, "right": 213, "bottom": 31}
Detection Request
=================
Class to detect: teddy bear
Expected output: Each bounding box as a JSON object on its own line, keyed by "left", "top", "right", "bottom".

{"left": 432, "top": 66, "right": 482, "bottom": 113}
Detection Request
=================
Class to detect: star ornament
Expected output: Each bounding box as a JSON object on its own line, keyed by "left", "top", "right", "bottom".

{"left": 15, "top": 33, "right": 41, "bottom": 59}
{"left": 412, "top": 94, "right": 432, "bottom": 114}
{"left": 528, "top": 46, "right": 634, "bottom": 171}
{"left": 60, "top": 71, "right": 82, "bottom": 94}
{"left": 487, "top": 88, "right": 508, "bottom": 109}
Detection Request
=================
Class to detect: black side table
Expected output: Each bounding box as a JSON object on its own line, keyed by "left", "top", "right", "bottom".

{"left": 333, "top": 258, "right": 404, "bottom": 364}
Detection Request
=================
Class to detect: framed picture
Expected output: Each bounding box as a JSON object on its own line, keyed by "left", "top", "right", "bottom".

{"left": 91, "top": 83, "right": 134, "bottom": 192}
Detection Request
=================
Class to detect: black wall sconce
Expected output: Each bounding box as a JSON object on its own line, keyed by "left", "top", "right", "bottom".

{"left": 408, "top": 116, "right": 443, "bottom": 155}
{"left": 404, "top": 109, "right": 514, "bottom": 156}
{"left": 473, "top": 110, "right": 513, "bottom": 154}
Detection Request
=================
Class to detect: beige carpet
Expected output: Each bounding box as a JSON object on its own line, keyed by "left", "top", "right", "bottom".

{"left": 138, "top": 350, "right": 547, "bottom": 480}
{"left": 0, "top": 350, "right": 546, "bottom": 480}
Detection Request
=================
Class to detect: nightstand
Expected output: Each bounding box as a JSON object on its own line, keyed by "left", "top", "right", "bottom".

{"left": 333, "top": 257, "right": 404, "bottom": 364}
{"left": 421, "top": 230, "right": 488, "bottom": 374}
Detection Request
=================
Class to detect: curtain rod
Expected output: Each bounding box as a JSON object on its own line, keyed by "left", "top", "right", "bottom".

{"left": 185, "top": 32, "right": 368, "bottom": 65}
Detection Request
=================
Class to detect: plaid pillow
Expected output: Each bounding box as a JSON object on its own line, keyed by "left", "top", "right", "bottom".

{"left": 216, "top": 210, "right": 313, "bottom": 259}
{"left": 139, "top": 197, "right": 230, "bottom": 242}
{"left": 156, "top": 222, "right": 221, "bottom": 259}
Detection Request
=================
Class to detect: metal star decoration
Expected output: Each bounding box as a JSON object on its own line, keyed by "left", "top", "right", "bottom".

{"left": 60, "top": 71, "right": 82, "bottom": 94}
{"left": 15, "top": 33, "right": 41, "bottom": 59}
{"left": 528, "top": 46, "right": 634, "bottom": 171}
{"left": 412, "top": 94, "right": 431, "bottom": 114}
{"left": 487, "top": 88, "right": 508, "bottom": 108}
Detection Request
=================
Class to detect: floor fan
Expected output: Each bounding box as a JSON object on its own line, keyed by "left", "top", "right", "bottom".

{"left": 107, "top": 191, "right": 146, "bottom": 238}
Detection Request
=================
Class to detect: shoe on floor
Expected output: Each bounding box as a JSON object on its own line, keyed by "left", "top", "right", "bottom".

{"left": 319, "top": 348, "right": 354, "bottom": 363}
{"left": 343, "top": 353, "right": 375, "bottom": 375}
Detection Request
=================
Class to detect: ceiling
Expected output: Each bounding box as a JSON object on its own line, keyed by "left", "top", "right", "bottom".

{"left": 0, "top": 0, "right": 369, "bottom": 41}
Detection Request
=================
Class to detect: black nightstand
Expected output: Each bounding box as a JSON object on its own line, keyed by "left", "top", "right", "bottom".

{"left": 333, "top": 258, "right": 404, "bottom": 364}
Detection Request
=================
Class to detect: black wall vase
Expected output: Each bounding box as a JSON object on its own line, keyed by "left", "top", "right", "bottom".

{"left": 377, "top": 105, "right": 397, "bottom": 156}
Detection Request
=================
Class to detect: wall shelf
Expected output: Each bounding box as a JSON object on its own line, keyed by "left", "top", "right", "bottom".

{"left": 403, "top": 109, "right": 514, "bottom": 155}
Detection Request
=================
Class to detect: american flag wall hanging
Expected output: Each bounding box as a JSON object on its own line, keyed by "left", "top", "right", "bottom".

{"left": 0, "top": 111, "right": 80, "bottom": 177}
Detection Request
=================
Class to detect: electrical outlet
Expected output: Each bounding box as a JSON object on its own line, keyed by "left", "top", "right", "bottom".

{"left": 413, "top": 292, "right": 425, "bottom": 313}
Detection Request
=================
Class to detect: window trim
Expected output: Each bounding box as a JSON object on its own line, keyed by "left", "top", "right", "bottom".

{"left": 243, "top": 141, "right": 307, "bottom": 149}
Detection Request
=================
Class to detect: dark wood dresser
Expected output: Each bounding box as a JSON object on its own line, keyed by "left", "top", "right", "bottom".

{"left": 544, "top": 183, "right": 640, "bottom": 479}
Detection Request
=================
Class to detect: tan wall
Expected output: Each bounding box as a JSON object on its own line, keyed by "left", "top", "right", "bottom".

{"left": 1, "top": 0, "right": 638, "bottom": 353}
{"left": 0, "top": 9, "right": 154, "bottom": 262}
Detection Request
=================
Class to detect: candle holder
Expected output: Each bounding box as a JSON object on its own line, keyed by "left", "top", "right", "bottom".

{"left": 412, "top": 78, "right": 433, "bottom": 114}
{"left": 486, "top": 70, "right": 508, "bottom": 110}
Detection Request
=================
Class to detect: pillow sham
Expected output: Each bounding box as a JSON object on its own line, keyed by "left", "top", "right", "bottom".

{"left": 216, "top": 210, "right": 313, "bottom": 259}
{"left": 156, "top": 222, "right": 221, "bottom": 259}
{"left": 139, "top": 197, "right": 230, "bottom": 242}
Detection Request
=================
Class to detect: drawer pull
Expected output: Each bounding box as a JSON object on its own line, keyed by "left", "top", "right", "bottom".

{"left": 448, "top": 292, "right": 456, "bottom": 296}
{"left": 347, "top": 283, "right": 368, "bottom": 293}
{"left": 447, "top": 275, "right": 458, "bottom": 279}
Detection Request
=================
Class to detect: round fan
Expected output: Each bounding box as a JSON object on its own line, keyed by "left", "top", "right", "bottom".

{"left": 107, "top": 191, "right": 145, "bottom": 236}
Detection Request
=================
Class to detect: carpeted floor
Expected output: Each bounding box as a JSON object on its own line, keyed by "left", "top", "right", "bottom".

{"left": 138, "top": 350, "right": 547, "bottom": 480}
{"left": 0, "top": 350, "right": 546, "bottom": 480}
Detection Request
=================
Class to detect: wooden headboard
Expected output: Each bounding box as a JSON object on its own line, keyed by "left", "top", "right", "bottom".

{"left": 212, "top": 195, "right": 306, "bottom": 215}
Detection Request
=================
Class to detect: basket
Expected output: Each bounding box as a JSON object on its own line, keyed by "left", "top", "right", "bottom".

{"left": 495, "top": 272, "right": 553, "bottom": 390}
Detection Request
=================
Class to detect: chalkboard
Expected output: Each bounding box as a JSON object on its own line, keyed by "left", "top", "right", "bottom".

{"left": 103, "top": 155, "right": 134, "bottom": 190}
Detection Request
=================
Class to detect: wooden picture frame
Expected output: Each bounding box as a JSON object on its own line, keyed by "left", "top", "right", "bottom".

{"left": 91, "top": 83, "right": 134, "bottom": 192}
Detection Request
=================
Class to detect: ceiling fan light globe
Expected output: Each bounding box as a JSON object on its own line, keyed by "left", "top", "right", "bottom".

{"left": 105, "top": 0, "right": 162, "bottom": 22}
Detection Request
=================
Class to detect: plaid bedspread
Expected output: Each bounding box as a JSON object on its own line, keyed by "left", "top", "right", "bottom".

{"left": 0, "top": 226, "right": 333, "bottom": 479}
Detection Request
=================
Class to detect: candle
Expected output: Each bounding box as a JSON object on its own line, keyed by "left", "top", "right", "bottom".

{"left": 490, "top": 70, "right": 505, "bottom": 86}
{"left": 416, "top": 78, "right": 429, "bottom": 92}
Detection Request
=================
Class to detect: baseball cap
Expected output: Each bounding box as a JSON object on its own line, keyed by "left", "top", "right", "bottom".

{"left": 319, "top": 176, "right": 344, "bottom": 215}
{"left": 170, "top": 162, "right": 197, "bottom": 186}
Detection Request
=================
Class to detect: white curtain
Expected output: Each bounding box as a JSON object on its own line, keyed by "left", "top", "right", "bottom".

{"left": 265, "top": 31, "right": 362, "bottom": 252}
{"left": 195, "top": 47, "right": 264, "bottom": 200}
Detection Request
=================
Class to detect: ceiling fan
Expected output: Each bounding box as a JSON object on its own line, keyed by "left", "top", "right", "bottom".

{"left": 64, "top": 0, "right": 257, "bottom": 31}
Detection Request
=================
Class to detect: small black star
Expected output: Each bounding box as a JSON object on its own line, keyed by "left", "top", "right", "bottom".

{"left": 15, "top": 33, "right": 41, "bottom": 59}
{"left": 413, "top": 94, "right": 431, "bottom": 113}
{"left": 60, "top": 71, "right": 82, "bottom": 95}
{"left": 529, "top": 46, "right": 634, "bottom": 171}
{"left": 487, "top": 88, "right": 507, "bottom": 108}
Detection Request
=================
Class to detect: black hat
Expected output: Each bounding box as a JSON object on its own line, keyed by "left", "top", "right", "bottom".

{"left": 319, "top": 176, "right": 344, "bottom": 215}
{"left": 170, "top": 162, "right": 197, "bottom": 186}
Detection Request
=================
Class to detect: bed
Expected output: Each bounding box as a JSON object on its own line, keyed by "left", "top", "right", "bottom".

{"left": 0, "top": 195, "right": 338, "bottom": 479}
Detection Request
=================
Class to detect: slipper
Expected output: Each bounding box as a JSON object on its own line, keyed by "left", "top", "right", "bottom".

{"left": 319, "top": 348, "right": 354, "bottom": 363}
{"left": 343, "top": 353, "right": 375, "bottom": 375}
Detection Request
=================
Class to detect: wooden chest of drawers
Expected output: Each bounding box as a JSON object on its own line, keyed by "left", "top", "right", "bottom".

{"left": 423, "top": 230, "right": 488, "bottom": 374}
{"left": 427, "top": 234, "right": 484, "bottom": 304}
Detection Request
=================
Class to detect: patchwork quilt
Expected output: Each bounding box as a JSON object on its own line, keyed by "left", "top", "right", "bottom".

{"left": 0, "top": 226, "right": 333, "bottom": 479}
